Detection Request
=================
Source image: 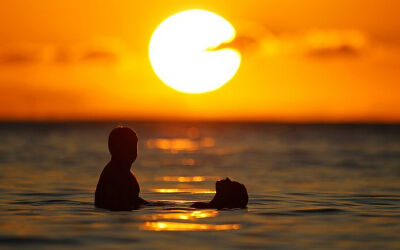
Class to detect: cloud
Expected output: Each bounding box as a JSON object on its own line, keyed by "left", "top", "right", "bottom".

{"left": 208, "top": 35, "right": 258, "bottom": 52}
{"left": 303, "top": 29, "right": 367, "bottom": 59}
{"left": 306, "top": 44, "right": 361, "bottom": 58}
{"left": 0, "top": 39, "right": 122, "bottom": 66}
{"left": 0, "top": 52, "right": 38, "bottom": 65}
{"left": 0, "top": 29, "right": 374, "bottom": 68}
{"left": 225, "top": 25, "right": 368, "bottom": 60}
{"left": 80, "top": 50, "right": 118, "bottom": 63}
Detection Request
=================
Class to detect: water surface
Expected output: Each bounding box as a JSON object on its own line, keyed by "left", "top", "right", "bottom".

{"left": 0, "top": 122, "right": 399, "bottom": 249}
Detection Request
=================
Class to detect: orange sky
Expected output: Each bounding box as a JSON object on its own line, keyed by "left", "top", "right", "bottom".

{"left": 0, "top": 0, "right": 399, "bottom": 122}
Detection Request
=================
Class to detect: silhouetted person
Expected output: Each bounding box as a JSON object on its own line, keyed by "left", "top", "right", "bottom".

{"left": 191, "top": 178, "right": 248, "bottom": 209}
{"left": 95, "top": 126, "right": 147, "bottom": 211}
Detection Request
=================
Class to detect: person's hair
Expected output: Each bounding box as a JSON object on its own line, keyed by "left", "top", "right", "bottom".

{"left": 212, "top": 180, "right": 248, "bottom": 208}
{"left": 229, "top": 181, "right": 248, "bottom": 208}
{"left": 108, "top": 126, "right": 138, "bottom": 158}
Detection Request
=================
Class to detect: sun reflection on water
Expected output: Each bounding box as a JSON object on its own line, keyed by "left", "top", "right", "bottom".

{"left": 158, "top": 176, "right": 219, "bottom": 182}
{"left": 140, "top": 222, "right": 240, "bottom": 231}
{"left": 145, "top": 210, "right": 218, "bottom": 220}
{"left": 146, "top": 137, "right": 214, "bottom": 152}
{"left": 152, "top": 188, "right": 215, "bottom": 194}
{"left": 162, "top": 176, "right": 205, "bottom": 182}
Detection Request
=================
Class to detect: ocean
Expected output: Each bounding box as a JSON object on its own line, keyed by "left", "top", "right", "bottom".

{"left": 0, "top": 122, "right": 399, "bottom": 249}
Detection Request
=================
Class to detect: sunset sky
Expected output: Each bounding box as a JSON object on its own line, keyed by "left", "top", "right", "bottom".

{"left": 0, "top": 0, "right": 399, "bottom": 122}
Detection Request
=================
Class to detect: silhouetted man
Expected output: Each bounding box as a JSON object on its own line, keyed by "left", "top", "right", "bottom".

{"left": 191, "top": 178, "right": 248, "bottom": 209}
{"left": 95, "top": 126, "right": 147, "bottom": 211}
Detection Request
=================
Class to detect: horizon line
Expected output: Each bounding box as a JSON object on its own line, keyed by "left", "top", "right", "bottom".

{"left": 0, "top": 118, "right": 399, "bottom": 125}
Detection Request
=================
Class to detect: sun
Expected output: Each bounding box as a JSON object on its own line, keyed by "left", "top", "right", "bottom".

{"left": 149, "top": 9, "right": 241, "bottom": 94}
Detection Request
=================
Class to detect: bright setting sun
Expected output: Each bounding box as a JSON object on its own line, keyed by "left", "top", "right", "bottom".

{"left": 149, "top": 9, "right": 241, "bottom": 94}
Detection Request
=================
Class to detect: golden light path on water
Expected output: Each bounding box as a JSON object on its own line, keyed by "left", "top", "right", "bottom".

{"left": 141, "top": 222, "right": 241, "bottom": 231}
{"left": 141, "top": 128, "right": 232, "bottom": 232}
{"left": 152, "top": 188, "right": 215, "bottom": 194}
{"left": 146, "top": 137, "right": 215, "bottom": 152}
{"left": 143, "top": 210, "right": 218, "bottom": 220}
{"left": 158, "top": 176, "right": 220, "bottom": 182}
{"left": 141, "top": 210, "right": 240, "bottom": 231}
{"left": 161, "top": 176, "right": 205, "bottom": 182}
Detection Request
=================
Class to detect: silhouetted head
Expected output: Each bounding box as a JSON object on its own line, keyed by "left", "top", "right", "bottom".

{"left": 108, "top": 126, "right": 138, "bottom": 162}
{"left": 212, "top": 177, "right": 248, "bottom": 208}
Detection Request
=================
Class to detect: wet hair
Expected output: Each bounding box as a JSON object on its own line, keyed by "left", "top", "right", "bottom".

{"left": 108, "top": 126, "right": 138, "bottom": 158}
{"left": 191, "top": 178, "right": 248, "bottom": 209}
{"left": 232, "top": 181, "right": 248, "bottom": 208}
{"left": 219, "top": 181, "right": 248, "bottom": 208}
{"left": 207, "top": 179, "right": 248, "bottom": 209}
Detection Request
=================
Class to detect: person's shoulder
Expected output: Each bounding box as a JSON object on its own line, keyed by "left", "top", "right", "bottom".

{"left": 98, "top": 164, "right": 123, "bottom": 184}
{"left": 98, "top": 164, "right": 112, "bottom": 178}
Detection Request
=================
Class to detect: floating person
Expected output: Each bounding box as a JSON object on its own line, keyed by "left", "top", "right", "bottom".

{"left": 95, "top": 126, "right": 147, "bottom": 211}
{"left": 191, "top": 177, "right": 248, "bottom": 209}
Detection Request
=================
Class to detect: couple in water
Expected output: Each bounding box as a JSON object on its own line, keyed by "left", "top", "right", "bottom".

{"left": 95, "top": 126, "right": 248, "bottom": 211}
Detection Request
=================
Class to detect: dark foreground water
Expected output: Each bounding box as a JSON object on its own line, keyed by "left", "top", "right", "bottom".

{"left": 0, "top": 122, "right": 399, "bottom": 249}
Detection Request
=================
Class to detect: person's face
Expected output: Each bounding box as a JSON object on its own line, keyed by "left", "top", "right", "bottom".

{"left": 125, "top": 140, "right": 138, "bottom": 162}
{"left": 133, "top": 141, "right": 138, "bottom": 161}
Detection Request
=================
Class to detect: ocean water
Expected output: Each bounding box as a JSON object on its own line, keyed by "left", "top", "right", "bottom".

{"left": 0, "top": 122, "right": 399, "bottom": 249}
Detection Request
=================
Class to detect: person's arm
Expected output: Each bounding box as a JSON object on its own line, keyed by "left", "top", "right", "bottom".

{"left": 137, "top": 197, "right": 148, "bottom": 205}
{"left": 190, "top": 202, "right": 212, "bottom": 208}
